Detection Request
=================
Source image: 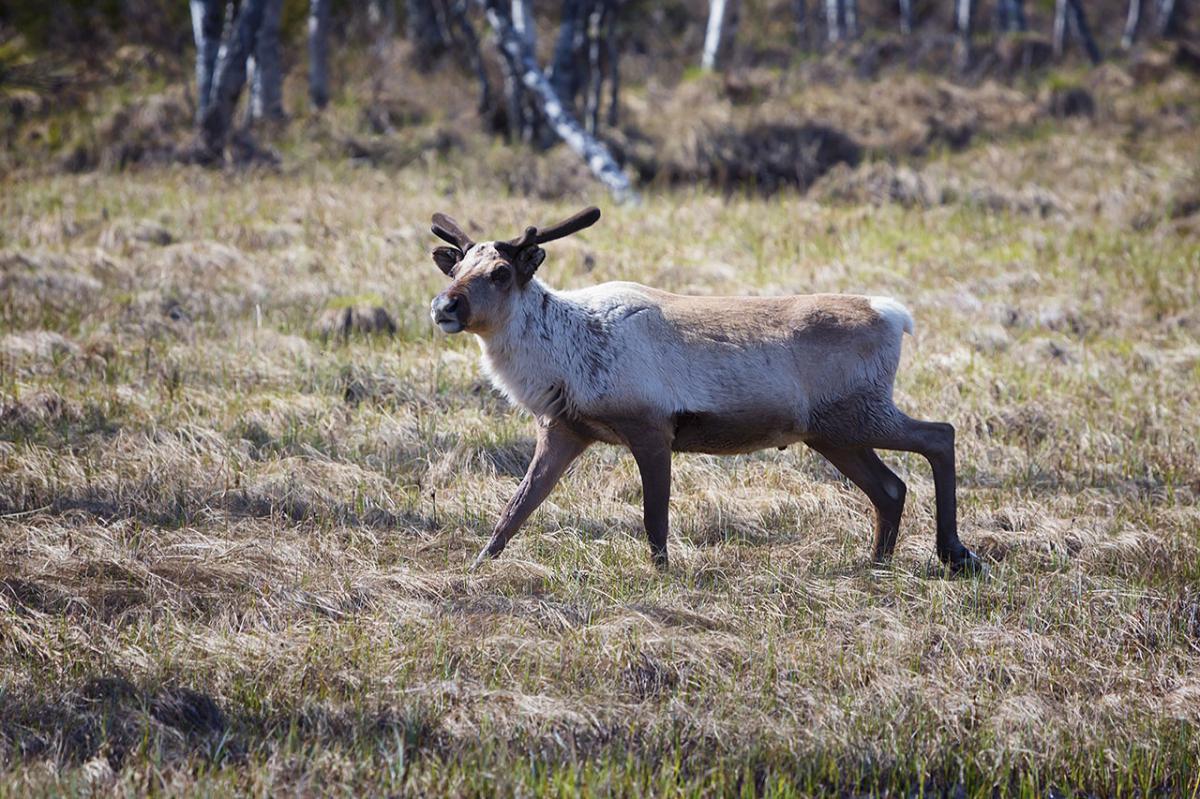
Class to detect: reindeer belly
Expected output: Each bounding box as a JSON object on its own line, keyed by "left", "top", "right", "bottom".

{"left": 671, "top": 409, "right": 804, "bottom": 454}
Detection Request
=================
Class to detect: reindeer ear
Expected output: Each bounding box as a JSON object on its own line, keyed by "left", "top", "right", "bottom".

{"left": 515, "top": 246, "right": 545, "bottom": 284}
{"left": 432, "top": 246, "right": 462, "bottom": 276}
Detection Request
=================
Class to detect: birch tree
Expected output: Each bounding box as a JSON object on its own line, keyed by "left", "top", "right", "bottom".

{"left": 247, "top": 0, "right": 285, "bottom": 122}
{"left": 1124, "top": 0, "right": 1181, "bottom": 48}
{"left": 200, "top": 0, "right": 268, "bottom": 157}
{"left": 309, "top": 0, "right": 330, "bottom": 110}
{"left": 369, "top": 0, "right": 397, "bottom": 39}
{"left": 512, "top": 0, "right": 537, "bottom": 51}
{"left": 1156, "top": 0, "right": 1179, "bottom": 36}
{"left": 825, "top": 0, "right": 842, "bottom": 43}
{"left": 701, "top": 0, "right": 730, "bottom": 69}
{"left": 407, "top": 0, "right": 448, "bottom": 59}
{"left": 792, "top": 0, "right": 808, "bottom": 45}
{"left": 482, "top": 0, "right": 637, "bottom": 202}
{"left": 603, "top": 2, "right": 620, "bottom": 128}
{"left": 996, "top": 0, "right": 1027, "bottom": 33}
{"left": 1071, "top": 1, "right": 1101, "bottom": 63}
{"left": 955, "top": 0, "right": 975, "bottom": 64}
{"left": 583, "top": 1, "right": 611, "bottom": 134}
{"left": 898, "top": 0, "right": 913, "bottom": 35}
{"left": 823, "top": 0, "right": 857, "bottom": 41}
{"left": 1053, "top": 0, "right": 1100, "bottom": 63}
{"left": 447, "top": 0, "right": 492, "bottom": 112}
{"left": 550, "top": 0, "right": 587, "bottom": 100}
{"left": 189, "top": 0, "right": 224, "bottom": 123}
{"left": 1122, "top": 0, "right": 1142, "bottom": 47}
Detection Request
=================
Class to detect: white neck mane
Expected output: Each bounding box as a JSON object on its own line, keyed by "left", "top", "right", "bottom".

{"left": 476, "top": 279, "right": 613, "bottom": 419}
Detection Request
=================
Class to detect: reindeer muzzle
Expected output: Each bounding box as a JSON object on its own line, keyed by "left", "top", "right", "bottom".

{"left": 431, "top": 292, "right": 469, "bottom": 334}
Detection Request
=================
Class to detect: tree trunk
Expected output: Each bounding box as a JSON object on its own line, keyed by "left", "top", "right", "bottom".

{"left": 1067, "top": 0, "right": 1101, "bottom": 63}
{"left": 407, "top": 0, "right": 449, "bottom": 59}
{"left": 584, "top": 1, "right": 608, "bottom": 134}
{"left": 247, "top": 0, "right": 285, "bottom": 122}
{"left": 793, "top": 0, "right": 808, "bottom": 46}
{"left": 955, "top": 0, "right": 975, "bottom": 64}
{"left": 551, "top": 0, "right": 587, "bottom": 102}
{"left": 201, "top": 0, "right": 268, "bottom": 156}
{"left": 701, "top": 0, "right": 729, "bottom": 69}
{"left": 309, "top": 0, "right": 330, "bottom": 110}
{"left": 1122, "top": 0, "right": 1141, "bottom": 47}
{"left": 605, "top": 1, "right": 620, "bottom": 128}
{"left": 825, "top": 0, "right": 842, "bottom": 43}
{"left": 955, "top": 0, "right": 975, "bottom": 68}
{"left": 512, "top": 0, "right": 537, "bottom": 51}
{"left": 898, "top": 0, "right": 913, "bottom": 35}
{"left": 843, "top": 0, "right": 857, "bottom": 38}
{"left": 447, "top": 0, "right": 492, "bottom": 113}
{"left": 498, "top": 54, "right": 529, "bottom": 141}
{"left": 724, "top": 0, "right": 742, "bottom": 58}
{"left": 189, "top": 0, "right": 224, "bottom": 124}
{"left": 997, "top": 0, "right": 1027, "bottom": 32}
{"left": 369, "top": 0, "right": 397, "bottom": 38}
{"left": 1055, "top": 0, "right": 1100, "bottom": 62}
{"left": 1157, "top": 0, "right": 1178, "bottom": 36}
{"left": 1053, "top": 0, "right": 1068, "bottom": 56}
{"left": 1009, "top": 0, "right": 1028, "bottom": 32}
{"left": 483, "top": 0, "right": 638, "bottom": 202}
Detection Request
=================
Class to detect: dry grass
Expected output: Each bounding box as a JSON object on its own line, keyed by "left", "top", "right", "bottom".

{"left": 1, "top": 68, "right": 1199, "bottom": 796}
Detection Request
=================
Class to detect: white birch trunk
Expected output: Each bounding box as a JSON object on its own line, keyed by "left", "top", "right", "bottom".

{"left": 825, "top": 0, "right": 841, "bottom": 43}
{"left": 1122, "top": 0, "right": 1142, "bottom": 47}
{"left": 201, "top": 0, "right": 268, "bottom": 154}
{"left": 248, "top": 0, "right": 285, "bottom": 121}
{"left": 308, "top": 0, "right": 330, "bottom": 110}
{"left": 701, "top": 0, "right": 729, "bottom": 70}
{"left": 484, "top": 0, "right": 638, "bottom": 203}
{"left": 190, "top": 0, "right": 223, "bottom": 123}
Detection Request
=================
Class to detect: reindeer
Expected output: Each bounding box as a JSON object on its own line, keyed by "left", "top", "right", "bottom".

{"left": 429, "top": 207, "right": 981, "bottom": 574}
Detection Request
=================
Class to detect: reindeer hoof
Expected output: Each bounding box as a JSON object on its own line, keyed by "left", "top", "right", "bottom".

{"left": 469, "top": 543, "right": 504, "bottom": 572}
{"left": 946, "top": 549, "right": 988, "bottom": 578}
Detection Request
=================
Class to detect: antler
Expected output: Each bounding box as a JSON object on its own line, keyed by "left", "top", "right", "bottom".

{"left": 532, "top": 206, "right": 602, "bottom": 245}
{"left": 431, "top": 213, "right": 475, "bottom": 251}
{"left": 502, "top": 207, "right": 602, "bottom": 250}
{"left": 432, "top": 207, "right": 601, "bottom": 254}
{"left": 508, "top": 226, "right": 538, "bottom": 250}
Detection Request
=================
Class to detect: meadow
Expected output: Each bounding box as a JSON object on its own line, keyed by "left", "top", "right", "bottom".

{"left": 1, "top": 57, "right": 1199, "bottom": 795}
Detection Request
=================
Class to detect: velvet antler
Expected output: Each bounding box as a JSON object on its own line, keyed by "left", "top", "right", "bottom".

{"left": 531, "top": 206, "right": 602, "bottom": 245}
{"left": 501, "top": 207, "right": 602, "bottom": 252}
{"left": 431, "top": 213, "right": 475, "bottom": 251}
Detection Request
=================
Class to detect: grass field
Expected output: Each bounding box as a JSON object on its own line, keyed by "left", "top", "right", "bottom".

{"left": 2, "top": 65, "right": 1200, "bottom": 795}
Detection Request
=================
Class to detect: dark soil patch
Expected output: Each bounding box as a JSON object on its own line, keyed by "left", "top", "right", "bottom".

{"left": 631, "top": 122, "right": 862, "bottom": 196}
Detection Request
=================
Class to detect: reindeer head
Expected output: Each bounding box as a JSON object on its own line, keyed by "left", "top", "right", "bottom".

{"left": 429, "top": 207, "right": 601, "bottom": 335}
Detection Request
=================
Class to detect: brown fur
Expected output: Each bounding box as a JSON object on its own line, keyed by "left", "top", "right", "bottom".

{"left": 643, "top": 290, "right": 886, "bottom": 347}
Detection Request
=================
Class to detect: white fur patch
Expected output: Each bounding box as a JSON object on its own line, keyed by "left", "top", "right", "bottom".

{"left": 868, "top": 296, "right": 915, "bottom": 336}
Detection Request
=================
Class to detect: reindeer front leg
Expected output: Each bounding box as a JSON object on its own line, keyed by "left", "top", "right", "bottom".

{"left": 471, "top": 419, "right": 590, "bottom": 570}
{"left": 612, "top": 419, "right": 674, "bottom": 570}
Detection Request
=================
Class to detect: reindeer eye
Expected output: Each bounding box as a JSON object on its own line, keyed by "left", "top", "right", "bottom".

{"left": 491, "top": 266, "right": 512, "bottom": 284}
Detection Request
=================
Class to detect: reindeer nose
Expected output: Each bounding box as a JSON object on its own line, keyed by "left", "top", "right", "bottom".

{"left": 436, "top": 295, "right": 459, "bottom": 315}
{"left": 431, "top": 293, "right": 467, "bottom": 332}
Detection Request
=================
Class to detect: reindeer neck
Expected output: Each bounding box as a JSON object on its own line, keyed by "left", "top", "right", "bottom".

{"left": 477, "top": 279, "right": 606, "bottom": 418}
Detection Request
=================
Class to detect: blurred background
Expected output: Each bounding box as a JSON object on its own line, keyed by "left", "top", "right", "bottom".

{"left": 0, "top": 0, "right": 1196, "bottom": 198}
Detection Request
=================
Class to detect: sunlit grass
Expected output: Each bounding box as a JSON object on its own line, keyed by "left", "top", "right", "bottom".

{"left": 2, "top": 74, "right": 1199, "bottom": 795}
